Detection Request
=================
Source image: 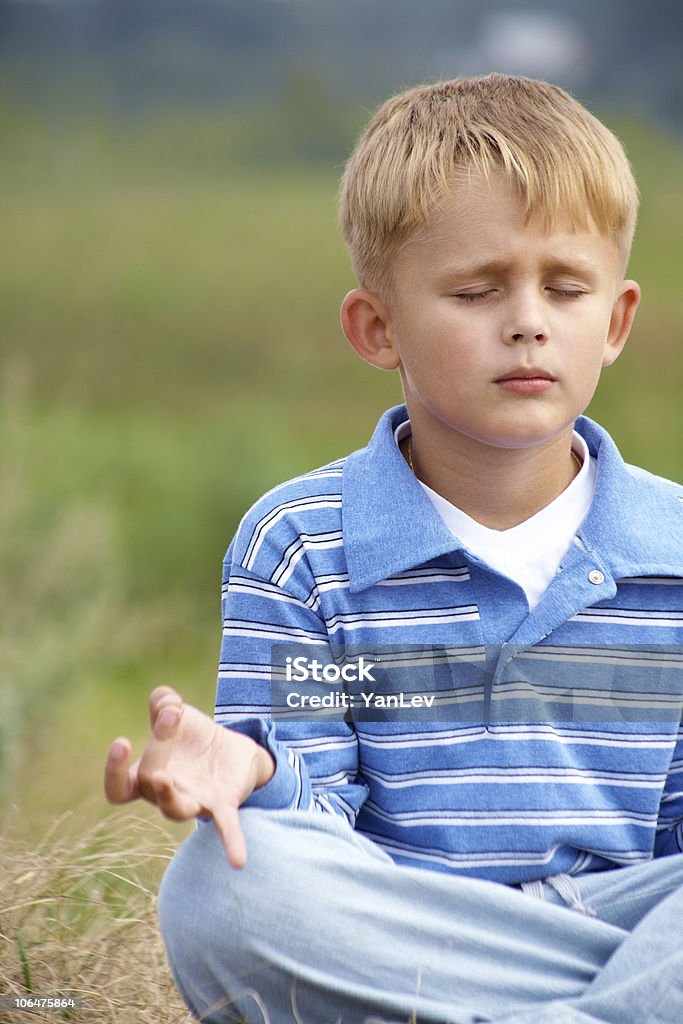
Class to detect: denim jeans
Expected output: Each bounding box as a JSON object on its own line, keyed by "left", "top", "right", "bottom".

{"left": 158, "top": 809, "right": 683, "bottom": 1024}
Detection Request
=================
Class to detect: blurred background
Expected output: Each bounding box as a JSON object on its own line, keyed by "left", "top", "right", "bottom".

{"left": 1, "top": 0, "right": 682, "bottom": 831}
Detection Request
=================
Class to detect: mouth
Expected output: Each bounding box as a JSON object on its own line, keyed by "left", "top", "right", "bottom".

{"left": 494, "top": 368, "right": 557, "bottom": 393}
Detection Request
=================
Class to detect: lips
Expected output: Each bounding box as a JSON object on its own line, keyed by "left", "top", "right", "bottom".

{"left": 494, "top": 367, "right": 557, "bottom": 383}
{"left": 494, "top": 368, "right": 557, "bottom": 394}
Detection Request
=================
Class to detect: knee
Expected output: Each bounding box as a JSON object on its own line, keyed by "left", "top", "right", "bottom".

{"left": 157, "top": 812, "right": 296, "bottom": 971}
{"left": 158, "top": 820, "right": 240, "bottom": 967}
{"left": 157, "top": 810, "right": 392, "bottom": 1022}
{"left": 158, "top": 818, "right": 267, "bottom": 1019}
{"left": 157, "top": 808, "right": 357, "bottom": 976}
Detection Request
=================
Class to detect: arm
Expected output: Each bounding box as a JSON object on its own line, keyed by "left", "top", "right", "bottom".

{"left": 104, "top": 558, "right": 369, "bottom": 866}
{"left": 216, "top": 560, "right": 368, "bottom": 825}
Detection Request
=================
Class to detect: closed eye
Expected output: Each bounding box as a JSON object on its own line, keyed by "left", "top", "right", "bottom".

{"left": 547, "top": 288, "right": 587, "bottom": 299}
{"left": 454, "top": 287, "right": 587, "bottom": 302}
{"left": 453, "top": 290, "right": 496, "bottom": 302}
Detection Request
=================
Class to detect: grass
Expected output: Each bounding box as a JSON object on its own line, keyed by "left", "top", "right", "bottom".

{"left": 0, "top": 808, "right": 193, "bottom": 1024}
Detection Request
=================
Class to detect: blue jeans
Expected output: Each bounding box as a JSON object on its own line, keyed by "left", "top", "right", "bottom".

{"left": 158, "top": 809, "right": 683, "bottom": 1023}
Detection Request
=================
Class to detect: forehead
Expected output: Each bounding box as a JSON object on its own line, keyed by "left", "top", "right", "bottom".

{"left": 394, "top": 172, "right": 620, "bottom": 278}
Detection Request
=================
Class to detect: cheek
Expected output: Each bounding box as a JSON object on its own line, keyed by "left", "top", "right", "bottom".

{"left": 568, "top": 350, "right": 608, "bottom": 408}
{"left": 401, "top": 322, "right": 476, "bottom": 377}
{"left": 575, "top": 324, "right": 612, "bottom": 375}
{"left": 403, "top": 348, "right": 473, "bottom": 395}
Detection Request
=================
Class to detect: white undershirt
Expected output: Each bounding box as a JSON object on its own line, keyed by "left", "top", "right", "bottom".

{"left": 394, "top": 421, "right": 597, "bottom": 611}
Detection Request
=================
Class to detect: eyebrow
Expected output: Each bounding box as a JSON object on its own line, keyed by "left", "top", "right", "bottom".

{"left": 436, "top": 254, "right": 601, "bottom": 281}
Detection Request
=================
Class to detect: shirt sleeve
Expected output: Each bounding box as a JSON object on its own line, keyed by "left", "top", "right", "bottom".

{"left": 654, "top": 725, "right": 683, "bottom": 856}
{"left": 214, "top": 554, "right": 369, "bottom": 826}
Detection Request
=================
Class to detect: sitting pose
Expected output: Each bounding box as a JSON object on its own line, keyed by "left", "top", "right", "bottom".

{"left": 105, "top": 74, "right": 683, "bottom": 1024}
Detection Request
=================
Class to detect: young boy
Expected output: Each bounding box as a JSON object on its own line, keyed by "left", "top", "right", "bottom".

{"left": 105, "top": 75, "right": 683, "bottom": 1024}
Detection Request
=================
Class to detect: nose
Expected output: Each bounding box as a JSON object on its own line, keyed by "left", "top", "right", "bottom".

{"left": 502, "top": 291, "right": 549, "bottom": 346}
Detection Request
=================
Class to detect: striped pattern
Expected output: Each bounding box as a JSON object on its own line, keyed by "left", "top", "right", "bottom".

{"left": 215, "top": 408, "right": 683, "bottom": 884}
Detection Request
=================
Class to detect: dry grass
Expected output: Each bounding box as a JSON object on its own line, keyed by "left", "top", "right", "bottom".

{"left": 0, "top": 807, "right": 194, "bottom": 1024}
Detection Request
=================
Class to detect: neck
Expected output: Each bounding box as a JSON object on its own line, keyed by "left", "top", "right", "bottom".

{"left": 404, "top": 423, "right": 580, "bottom": 531}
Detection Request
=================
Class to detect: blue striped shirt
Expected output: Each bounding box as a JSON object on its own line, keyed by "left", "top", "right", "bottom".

{"left": 215, "top": 406, "right": 683, "bottom": 884}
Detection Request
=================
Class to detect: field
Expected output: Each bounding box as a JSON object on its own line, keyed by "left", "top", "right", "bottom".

{"left": 0, "top": 105, "right": 682, "bottom": 1018}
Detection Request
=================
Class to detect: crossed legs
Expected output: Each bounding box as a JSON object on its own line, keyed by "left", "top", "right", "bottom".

{"left": 158, "top": 809, "right": 683, "bottom": 1024}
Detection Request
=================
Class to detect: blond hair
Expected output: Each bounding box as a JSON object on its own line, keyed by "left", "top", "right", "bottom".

{"left": 339, "top": 74, "right": 639, "bottom": 296}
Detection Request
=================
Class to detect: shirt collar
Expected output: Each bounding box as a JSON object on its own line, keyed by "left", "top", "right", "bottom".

{"left": 342, "top": 404, "right": 683, "bottom": 593}
{"left": 574, "top": 416, "right": 683, "bottom": 580}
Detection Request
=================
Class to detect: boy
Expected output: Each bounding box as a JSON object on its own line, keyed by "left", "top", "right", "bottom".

{"left": 105, "top": 75, "right": 683, "bottom": 1024}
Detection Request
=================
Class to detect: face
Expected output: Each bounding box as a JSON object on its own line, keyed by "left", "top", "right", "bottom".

{"left": 374, "top": 174, "right": 640, "bottom": 457}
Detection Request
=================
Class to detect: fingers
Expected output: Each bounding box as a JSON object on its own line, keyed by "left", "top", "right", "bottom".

{"left": 136, "top": 703, "right": 184, "bottom": 804}
{"left": 150, "top": 770, "right": 248, "bottom": 870}
{"left": 152, "top": 700, "right": 182, "bottom": 741}
{"left": 105, "top": 694, "right": 250, "bottom": 871}
{"left": 213, "top": 804, "right": 248, "bottom": 870}
{"left": 107, "top": 689, "right": 183, "bottom": 806}
{"left": 147, "top": 769, "right": 201, "bottom": 822}
{"left": 148, "top": 686, "right": 183, "bottom": 729}
{"left": 104, "top": 737, "right": 139, "bottom": 804}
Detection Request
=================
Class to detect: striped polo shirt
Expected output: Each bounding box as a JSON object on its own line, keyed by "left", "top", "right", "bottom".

{"left": 215, "top": 405, "right": 683, "bottom": 884}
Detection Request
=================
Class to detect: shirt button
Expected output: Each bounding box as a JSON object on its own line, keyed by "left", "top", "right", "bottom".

{"left": 588, "top": 569, "right": 605, "bottom": 585}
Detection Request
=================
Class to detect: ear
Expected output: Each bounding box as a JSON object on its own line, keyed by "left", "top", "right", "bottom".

{"left": 340, "top": 289, "right": 400, "bottom": 371}
{"left": 602, "top": 279, "right": 641, "bottom": 367}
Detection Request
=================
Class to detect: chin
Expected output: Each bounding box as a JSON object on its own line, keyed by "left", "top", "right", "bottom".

{"left": 475, "top": 429, "right": 569, "bottom": 452}
{"left": 485, "top": 418, "right": 577, "bottom": 450}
